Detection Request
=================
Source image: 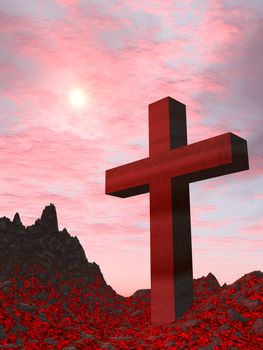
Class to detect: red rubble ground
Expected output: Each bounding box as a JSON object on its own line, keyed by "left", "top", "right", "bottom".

{"left": 0, "top": 205, "right": 262, "bottom": 349}
{"left": 0, "top": 268, "right": 262, "bottom": 349}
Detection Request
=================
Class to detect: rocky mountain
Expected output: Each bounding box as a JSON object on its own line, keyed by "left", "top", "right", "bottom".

{"left": 0, "top": 204, "right": 117, "bottom": 296}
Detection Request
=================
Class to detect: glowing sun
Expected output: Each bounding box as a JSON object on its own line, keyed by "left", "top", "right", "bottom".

{"left": 68, "top": 88, "right": 87, "bottom": 108}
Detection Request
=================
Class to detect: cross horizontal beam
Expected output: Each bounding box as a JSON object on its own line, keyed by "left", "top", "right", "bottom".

{"left": 106, "top": 132, "right": 248, "bottom": 198}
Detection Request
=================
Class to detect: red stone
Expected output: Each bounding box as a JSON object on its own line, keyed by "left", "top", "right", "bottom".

{"left": 105, "top": 96, "right": 249, "bottom": 327}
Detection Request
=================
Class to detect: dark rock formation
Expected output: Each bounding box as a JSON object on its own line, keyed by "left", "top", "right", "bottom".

{"left": 35, "top": 203, "right": 58, "bottom": 232}
{"left": 0, "top": 204, "right": 115, "bottom": 295}
{"left": 13, "top": 213, "right": 23, "bottom": 227}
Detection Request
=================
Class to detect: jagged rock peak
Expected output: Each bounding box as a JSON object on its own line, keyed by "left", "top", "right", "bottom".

{"left": 205, "top": 272, "right": 220, "bottom": 283}
{"left": 13, "top": 213, "right": 23, "bottom": 226}
{"left": 207, "top": 272, "right": 217, "bottom": 280}
{"left": 38, "top": 203, "right": 58, "bottom": 231}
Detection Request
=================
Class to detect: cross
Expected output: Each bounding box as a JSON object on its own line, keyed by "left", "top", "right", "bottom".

{"left": 105, "top": 97, "right": 249, "bottom": 327}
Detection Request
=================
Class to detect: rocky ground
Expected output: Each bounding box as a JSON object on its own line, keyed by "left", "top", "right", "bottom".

{"left": 0, "top": 204, "right": 262, "bottom": 349}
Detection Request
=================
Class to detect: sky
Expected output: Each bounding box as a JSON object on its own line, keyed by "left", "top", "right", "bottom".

{"left": 0, "top": 0, "right": 262, "bottom": 297}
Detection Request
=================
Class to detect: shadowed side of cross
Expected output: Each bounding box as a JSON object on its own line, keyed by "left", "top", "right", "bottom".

{"left": 105, "top": 97, "right": 249, "bottom": 327}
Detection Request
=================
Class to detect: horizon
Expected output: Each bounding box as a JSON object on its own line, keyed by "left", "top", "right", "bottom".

{"left": 0, "top": 187, "right": 260, "bottom": 298}
{"left": 0, "top": 201, "right": 260, "bottom": 298}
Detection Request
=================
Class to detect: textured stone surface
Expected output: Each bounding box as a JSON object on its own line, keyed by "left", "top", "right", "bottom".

{"left": 0, "top": 204, "right": 116, "bottom": 297}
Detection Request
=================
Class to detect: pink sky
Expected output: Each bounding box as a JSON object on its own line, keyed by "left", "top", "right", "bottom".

{"left": 0, "top": 0, "right": 262, "bottom": 297}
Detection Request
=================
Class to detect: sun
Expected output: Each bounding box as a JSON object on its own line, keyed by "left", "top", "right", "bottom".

{"left": 68, "top": 88, "right": 87, "bottom": 109}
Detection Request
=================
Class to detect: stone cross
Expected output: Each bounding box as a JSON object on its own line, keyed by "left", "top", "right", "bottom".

{"left": 105, "top": 97, "right": 249, "bottom": 327}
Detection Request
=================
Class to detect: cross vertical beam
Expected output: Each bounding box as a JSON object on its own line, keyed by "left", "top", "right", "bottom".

{"left": 149, "top": 98, "right": 193, "bottom": 324}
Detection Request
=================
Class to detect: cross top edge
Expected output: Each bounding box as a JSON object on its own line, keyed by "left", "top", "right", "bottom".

{"left": 148, "top": 96, "right": 186, "bottom": 107}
